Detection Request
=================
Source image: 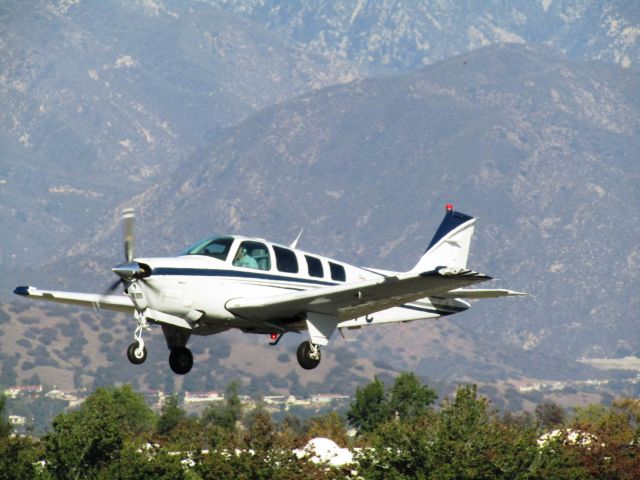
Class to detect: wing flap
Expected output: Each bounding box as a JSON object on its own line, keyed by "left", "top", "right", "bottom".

{"left": 225, "top": 269, "right": 491, "bottom": 322}
{"left": 14, "top": 286, "right": 135, "bottom": 313}
{"left": 436, "top": 288, "right": 528, "bottom": 299}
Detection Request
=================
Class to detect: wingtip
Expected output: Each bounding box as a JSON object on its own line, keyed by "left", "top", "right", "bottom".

{"left": 14, "top": 286, "right": 31, "bottom": 296}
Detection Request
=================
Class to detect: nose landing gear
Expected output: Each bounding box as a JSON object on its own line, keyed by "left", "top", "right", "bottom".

{"left": 126, "top": 312, "right": 149, "bottom": 365}
{"left": 126, "top": 342, "right": 147, "bottom": 364}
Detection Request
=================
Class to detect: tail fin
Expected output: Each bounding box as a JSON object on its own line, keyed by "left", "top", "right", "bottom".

{"left": 411, "top": 205, "right": 476, "bottom": 272}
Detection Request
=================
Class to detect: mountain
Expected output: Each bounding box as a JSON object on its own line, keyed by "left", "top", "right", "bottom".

{"left": 3, "top": 2, "right": 640, "bottom": 400}
{"left": 213, "top": 0, "right": 640, "bottom": 73}
{"left": 0, "top": 0, "right": 361, "bottom": 291}
{"left": 44, "top": 44, "right": 639, "bottom": 388}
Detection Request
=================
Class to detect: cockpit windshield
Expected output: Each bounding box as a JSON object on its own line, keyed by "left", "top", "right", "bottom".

{"left": 180, "top": 236, "right": 234, "bottom": 260}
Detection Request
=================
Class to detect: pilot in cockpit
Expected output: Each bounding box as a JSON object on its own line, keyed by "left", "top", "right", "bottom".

{"left": 233, "top": 247, "right": 258, "bottom": 269}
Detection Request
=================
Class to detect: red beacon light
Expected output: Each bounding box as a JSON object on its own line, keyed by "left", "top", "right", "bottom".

{"left": 270, "top": 333, "right": 278, "bottom": 341}
{"left": 445, "top": 203, "right": 454, "bottom": 213}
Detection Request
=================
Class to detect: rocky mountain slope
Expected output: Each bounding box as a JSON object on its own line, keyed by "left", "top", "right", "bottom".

{"left": 1, "top": 0, "right": 360, "bottom": 288}
{"left": 213, "top": 0, "right": 640, "bottom": 72}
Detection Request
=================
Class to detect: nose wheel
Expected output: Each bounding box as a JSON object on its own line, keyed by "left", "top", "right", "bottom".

{"left": 169, "top": 347, "right": 193, "bottom": 375}
{"left": 126, "top": 313, "right": 149, "bottom": 365}
{"left": 127, "top": 342, "right": 147, "bottom": 364}
{"left": 297, "top": 340, "right": 321, "bottom": 370}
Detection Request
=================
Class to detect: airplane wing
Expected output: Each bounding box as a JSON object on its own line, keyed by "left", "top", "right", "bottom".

{"left": 225, "top": 267, "right": 492, "bottom": 323}
{"left": 13, "top": 286, "right": 135, "bottom": 313}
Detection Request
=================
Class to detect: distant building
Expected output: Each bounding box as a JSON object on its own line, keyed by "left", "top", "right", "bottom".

{"left": 8, "top": 415, "right": 26, "bottom": 426}
{"left": 4, "top": 385, "right": 43, "bottom": 398}
{"left": 309, "top": 393, "right": 349, "bottom": 404}
{"left": 184, "top": 391, "right": 224, "bottom": 404}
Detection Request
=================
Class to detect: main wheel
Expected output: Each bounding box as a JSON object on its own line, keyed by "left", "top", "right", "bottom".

{"left": 169, "top": 347, "right": 193, "bottom": 375}
{"left": 127, "top": 342, "right": 147, "bottom": 365}
{"left": 296, "top": 340, "right": 321, "bottom": 370}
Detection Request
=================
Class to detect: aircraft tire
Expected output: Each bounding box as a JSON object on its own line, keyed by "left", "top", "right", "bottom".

{"left": 127, "top": 342, "right": 147, "bottom": 365}
{"left": 169, "top": 347, "right": 193, "bottom": 375}
{"left": 296, "top": 341, "right": 321, "bottom": 370}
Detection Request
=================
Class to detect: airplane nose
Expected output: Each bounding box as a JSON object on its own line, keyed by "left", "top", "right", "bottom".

{"left": 112, "top": 261, "right": 149, "bottom": 281}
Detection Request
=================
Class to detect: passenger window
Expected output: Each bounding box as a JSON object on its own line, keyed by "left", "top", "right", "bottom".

{"left": 233, "top": 241, "right": 270, "bottom": 271}
{"left": 305, "top": 255, "right": 324, "bottom": 278}
{"left": 273, "top": 246, "right": 299, "bottom": 273}
{"left": 329, "top": 262, "right": 346, "bottom": 282}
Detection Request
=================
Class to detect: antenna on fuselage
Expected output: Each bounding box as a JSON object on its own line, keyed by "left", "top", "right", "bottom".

{"left": 290, "top": 228, "right": 304, "bottom": 249}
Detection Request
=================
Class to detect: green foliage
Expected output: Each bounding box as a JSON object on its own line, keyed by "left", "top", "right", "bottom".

{"left": 388, "top": 372, "right": 438, "bottom": 422}
{"left": 0, "top": 436, "right": 40, "bottom": 480}
{"left": 156, "top": 394, "right": 186, "bottom": 437}
{"left": 0, "top": 395, "right": 12, "bottom": 438}
{"left": 3, "top": 377, "right": 640, "bottom": 479}
{"left": 357, "top": 384, "right": 540, "bottom": 480}
{"left": 347, "top": 376, "right": 389, "bottom": 435}
{"left": 96, "top": 442, "right": 188, "bottom": 480}
{"left": 305, "top": 412, "right": 348, "bottom": 447}
{"left": 200, "top": 381, "right": 243, "bottom": 432}
{"left": 41, "top": 385, "right": 157, "bottom": 479}
{"left": 43, "top": 400, "right": 125, "bottom": 479}
{"left": 84, "top": 385, "right": 156, "bottom": 437}
{"left": 347, "top": 373, "right": 437, "bottom": 435}
{"left": 535, "top": 401, "right": 566, "bottom": 429}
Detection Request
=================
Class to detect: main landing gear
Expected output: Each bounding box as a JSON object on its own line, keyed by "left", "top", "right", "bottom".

{"left": 297, "top": 340, "right": 321, "bottom": 370}
{"left": 169, "top": 347, "right": 193, "bottom": 375}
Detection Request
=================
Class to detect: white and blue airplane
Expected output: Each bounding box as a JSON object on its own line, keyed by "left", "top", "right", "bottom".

{"left": 14, "top": 205, "right": 525, "bottom": 374}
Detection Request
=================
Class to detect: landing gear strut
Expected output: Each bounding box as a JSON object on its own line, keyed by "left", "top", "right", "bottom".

{"left": 126, "top": 312, "right": 149, "bottom": 365}
{"left": 297, "top": 340, "right": 321, "bottom": 370}
{"left": 169, "top": 347, "right": 193, "bottom": 375}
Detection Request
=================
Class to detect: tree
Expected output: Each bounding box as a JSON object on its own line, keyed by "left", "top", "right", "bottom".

{"left": 43, "top": 396, "right": 125, "bottom": 479}
{"left": 535, "top": 401, "right": 566, "bottom": 429}
{"left": 201, "top": 381, "right": 243, "bottom": 432}
{"left": 0, "top": 395, "right": 12, "bottom": 439}
{"left": 97, "top": 441, "right": 188, "bottom": 480}
{"left": 347, "top": 376, "right": 389, "bottom": 435}
{"left": 388, "top": 372, "right": 437, "bottom": 422}
{"left": 0, "top": 436, "right": 40, "bottom": 480}
{"left": 305, "top": 412, "right": 348, "bottom": 447}
{"left": 357, "top": 384, "right": 540, "bottom": 480}
{"left": 347, "top": 373, "right": 438, "bottom": 436}
{"left": 84, "top": 385, "right": 156, "bottom": 438}
{"left": 156, "top": 394, "right": 186, "bottom": 437}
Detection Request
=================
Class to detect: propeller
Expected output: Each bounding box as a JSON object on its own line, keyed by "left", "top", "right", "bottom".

{"left": 123, "top": 208, "right": 135, "bottom": 263}
{"left": 103, "top": 208, "right": 149, "bottom": 295}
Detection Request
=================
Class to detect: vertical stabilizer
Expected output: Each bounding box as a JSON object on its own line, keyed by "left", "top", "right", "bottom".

{"left": 411, "top": 205, "right": 476, "bottom": 272}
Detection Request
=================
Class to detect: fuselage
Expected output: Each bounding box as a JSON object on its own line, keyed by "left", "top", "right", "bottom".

{"left": 133, "top": 235, "right": 469, "bottom": 336}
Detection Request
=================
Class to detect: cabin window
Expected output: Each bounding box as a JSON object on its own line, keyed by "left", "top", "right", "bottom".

{"left": 305, "top": 255, "right": 324, "bottom": 278}
{"left": 233, "top": 241, "right": 271, "bottom": 271}
{"left": 329, "top": 262, "right": 346, "bottom": 282}
{"left": 273, "top": 246, "right": 299, "bottom": 273}
{"left": 181, "top": 236, "right": 233, "bottom": 261}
